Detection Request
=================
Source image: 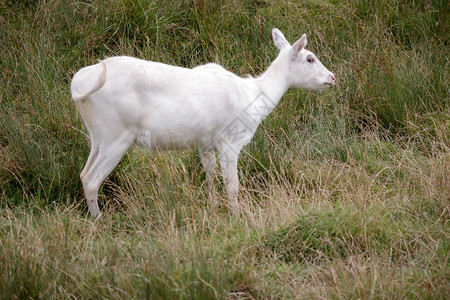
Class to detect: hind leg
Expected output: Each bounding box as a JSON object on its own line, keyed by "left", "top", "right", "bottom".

{"left": 81, "top": 135, "right": 134, "bottom": 217}
{"left": 80, "top": 138, "right": 99, "bottom": 181}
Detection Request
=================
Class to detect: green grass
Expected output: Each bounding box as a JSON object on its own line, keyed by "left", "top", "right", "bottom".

{"left": 1, "top": 0, "right": 449, "bottom": 298}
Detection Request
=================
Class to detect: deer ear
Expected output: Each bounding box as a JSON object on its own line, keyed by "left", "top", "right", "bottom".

{"left": 290, "top": 34, "right": 307, "bottom": 60}
{"left": 272, "top": 28, "right": 289, "bottom": 50}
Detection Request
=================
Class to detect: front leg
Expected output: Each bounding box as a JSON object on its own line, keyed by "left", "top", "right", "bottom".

{"left": 218, "top": 148, "right": 239, "bottom": 215}
{"left": 200, "top": 148, "right": 217, "bottom": 202}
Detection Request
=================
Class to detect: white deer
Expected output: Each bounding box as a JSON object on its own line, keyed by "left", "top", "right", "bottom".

{"left": 71, "top": 28, "right": 335, "bottom": 217}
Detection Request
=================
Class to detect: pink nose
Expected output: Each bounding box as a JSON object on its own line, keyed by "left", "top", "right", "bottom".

{"left": 329, "top": 74, "right": 335, "bottom": 84}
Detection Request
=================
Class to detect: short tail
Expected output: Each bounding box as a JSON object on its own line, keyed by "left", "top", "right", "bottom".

{"left": 71, "top": 61, "right": 107, "bottom": 101}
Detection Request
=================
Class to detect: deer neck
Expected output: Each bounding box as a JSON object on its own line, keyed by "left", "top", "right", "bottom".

{"left": 242, "top": 53, "right": 289, "bottom": 123}
{"left": 240, "top": 53, "right": 290, "bottom": 127}
{"left": 255, "top": 53, "right": 290, "bottom": 111}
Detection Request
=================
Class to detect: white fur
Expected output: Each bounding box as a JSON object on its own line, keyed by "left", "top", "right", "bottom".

{"left": 71, "top": 28, "right": 335, "bottom": 217}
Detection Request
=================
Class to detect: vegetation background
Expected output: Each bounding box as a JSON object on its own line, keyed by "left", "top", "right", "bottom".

{"left": 0, "top": 0, "right": 448, "bottom": 298}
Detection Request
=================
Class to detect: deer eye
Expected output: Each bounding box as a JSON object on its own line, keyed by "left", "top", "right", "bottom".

{"left": 307, "top": 56, "right": 315, "bottom": 63}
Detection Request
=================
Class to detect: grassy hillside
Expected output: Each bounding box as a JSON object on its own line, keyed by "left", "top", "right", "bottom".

{"left": 1, "top": 0, "right": 448, "bottom": 298}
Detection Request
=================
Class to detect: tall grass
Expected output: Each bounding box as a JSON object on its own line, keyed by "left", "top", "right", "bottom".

{"left": 1, "top": 0, "right": 448, "bottom": 298}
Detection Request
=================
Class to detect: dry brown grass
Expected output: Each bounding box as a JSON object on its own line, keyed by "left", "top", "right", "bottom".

{"left": 1, "top": 0, "right": 448, "bottom": 298}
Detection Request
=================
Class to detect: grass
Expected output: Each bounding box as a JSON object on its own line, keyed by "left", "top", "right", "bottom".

{"left": 1, "top": 0, "right": 449, "bottom": 298}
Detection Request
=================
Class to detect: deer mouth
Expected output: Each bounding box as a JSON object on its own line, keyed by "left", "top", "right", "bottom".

{"left": 324, "top": 82, "right": 334, "bottom": 87}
